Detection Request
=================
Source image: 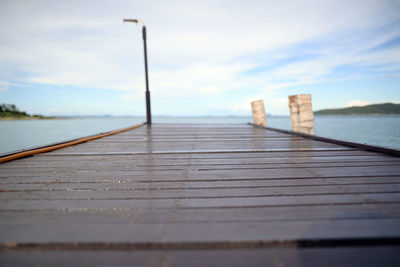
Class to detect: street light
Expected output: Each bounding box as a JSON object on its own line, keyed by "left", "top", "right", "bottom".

{"left": 123, "top": 18, "right": 152, "bottom": 125}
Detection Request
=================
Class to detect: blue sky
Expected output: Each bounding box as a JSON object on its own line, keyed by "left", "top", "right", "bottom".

{"left": 0, "top": 0, "right": 399, "bottom": 116}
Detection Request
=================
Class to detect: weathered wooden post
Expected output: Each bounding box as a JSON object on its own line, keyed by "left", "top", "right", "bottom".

{"left": 251, "top": 100, "right": 267, "bottom": 127}
{"left": 288, "top": 94, "right": 315, "bottom": 135}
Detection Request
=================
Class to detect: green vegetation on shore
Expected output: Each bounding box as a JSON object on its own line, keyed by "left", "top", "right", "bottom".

{"left": 314, "top": 103, "right": 400, "bottom": 115}
{"left": 0, "top": 103, "right": 55, "bottom": 120}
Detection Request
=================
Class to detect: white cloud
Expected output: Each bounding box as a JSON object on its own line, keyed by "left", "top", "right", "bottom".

{"left": 239, "top": 97, "right": 288, "bottom": 111}
{"left": 345, "top": 100, "right": 372, "bottom": 107}
{"left": 0, "top": 81, "right": 9, "bottom": 92}
{"left": 0, "top": 0, "right": 399, "bottom": 115}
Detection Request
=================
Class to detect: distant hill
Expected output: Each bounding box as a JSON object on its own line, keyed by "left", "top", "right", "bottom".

{"left": 314, "top": 103, "right": 400, "bottom": 115}
{"left": 0, "top": 103, "right": 54, "bottom": 120}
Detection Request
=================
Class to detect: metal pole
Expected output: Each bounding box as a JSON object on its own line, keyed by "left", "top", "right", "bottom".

{"left": 123, "top": 19, "right": 152, "bottom": 125}
{"left": 142, "top": 25, "right": 152, "bottom": 125}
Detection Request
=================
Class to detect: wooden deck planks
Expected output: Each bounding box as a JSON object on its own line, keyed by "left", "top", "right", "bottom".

{"left": 0, "top": 123, "right": 399, "bottom": 266}
{"left": 2, "top": 247, "right": 400, "bottom": 267}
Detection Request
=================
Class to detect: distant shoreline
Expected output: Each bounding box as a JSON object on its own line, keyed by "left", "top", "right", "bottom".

{"left": 314, "top": 103, "right": 400, "bottom": 115}
{"left": 1, "top": 114, "right": 400, "bottom": 121}
{"left": 0, "top": 103, "right": 58, "bottom": 121}
{"left": 314, "top": 113, "right": 400, "bottom": 116}
{"left": 0, "top": 115, "right": 58, "bottom": 121}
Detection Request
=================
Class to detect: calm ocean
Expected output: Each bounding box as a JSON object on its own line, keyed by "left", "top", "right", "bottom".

{"left": 0, "top": 115, "right": 399, "bottom": 155}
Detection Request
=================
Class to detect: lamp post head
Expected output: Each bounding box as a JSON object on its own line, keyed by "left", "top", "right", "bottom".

{"left": 123, "top": 19, "right": 145, "bottom": 26}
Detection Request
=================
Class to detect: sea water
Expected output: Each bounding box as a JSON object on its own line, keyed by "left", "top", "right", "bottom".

{"left": 0, "top": 115, "right": 399, "bottom": 155}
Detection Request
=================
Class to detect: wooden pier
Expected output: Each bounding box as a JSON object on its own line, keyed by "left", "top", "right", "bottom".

{"left": 1, "top": 123, "right": 400, "bottom": 266}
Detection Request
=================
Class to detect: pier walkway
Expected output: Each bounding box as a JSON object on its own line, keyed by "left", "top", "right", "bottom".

{"left": 1, "top": 123, "right": 400, "bottom": 266}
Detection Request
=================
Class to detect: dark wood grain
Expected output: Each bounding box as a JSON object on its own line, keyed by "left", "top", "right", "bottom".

{"left": 0, "top": 123, "right": 399, "bottom": 266}
{"left": 1, "top": 246, "right": 400, "bottom": 267}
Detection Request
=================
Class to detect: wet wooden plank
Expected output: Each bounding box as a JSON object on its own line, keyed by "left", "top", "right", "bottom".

{"left": 2, "top": 153, "right": 375, "bottom": 168}
{"left": 1, "top": 166, "right": 399, "bottom": 184}
{"left": 39, "top": 149, "right": 382, "bottom": 157}
{"left": 2, "top": 193, "right": 400, "bottom": 211}
{"left": 3, "top": 154, "right": 396, "bottom": 166}
{"left": 1, "top": 176, "right": 400, "bottom": 192}
{"left": 1, "top": 203, "right": 399, "bottom": 224}
{"left": 45, "top": 141, "right": 343, "bottom": 154}
{"left": 1, "top": 246, "right": 399, "bottom": 267}
{"left": 1, "top": 217, "right": 400, "bottom": 244}
{"left": 2, "top": 158, "right": 400, "bottom": 173}
{"left": 1, "top": 183, "right": 400, "bottom": 200}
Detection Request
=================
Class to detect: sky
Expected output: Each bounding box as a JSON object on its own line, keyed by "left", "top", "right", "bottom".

{"left": 0, "top": 0, "right": 399, "bottom": 116}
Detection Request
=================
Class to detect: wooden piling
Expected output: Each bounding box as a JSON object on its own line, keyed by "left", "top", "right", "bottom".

{"left": 251, "top": 100, "right": 267, "bottom": 127}
{"left": 288, "top": 94, "right": 315, "bottom": 135}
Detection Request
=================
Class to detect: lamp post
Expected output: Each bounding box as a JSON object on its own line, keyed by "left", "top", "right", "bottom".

{"left": 123, "top": 19, "right": 152, "bottom": 125}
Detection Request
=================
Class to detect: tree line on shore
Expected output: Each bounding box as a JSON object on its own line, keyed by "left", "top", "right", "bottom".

{"left": 0, "top": 103, "right": 46, "bottom": 119}
{"left": 315, "top": 103, "right": 400, "bottom": 115}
